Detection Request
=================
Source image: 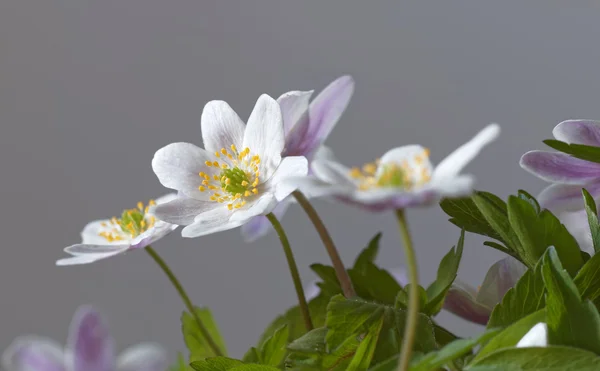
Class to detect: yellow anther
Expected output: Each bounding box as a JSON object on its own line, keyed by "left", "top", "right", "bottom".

{"left": 349, "top": 167, "right": 362, "bottom": 178}
{"left": 213, "top": 175, "right": 220, "bottom": 181}
{"left": 241, "top": 180, "right": 248, "bottom": 187}
{"left": 231, "top": 144, "right": 237, "bottom": 152}
{"left": 244, "top": 191, "right": 251, "bottom": 197}
{"left": 205, "top": 161, "right": 212, "bottom": 167}
{"left": 202, "top": 180, "right": 209, "bottom": 186}
{"left": 140, "top": 220, "right": 146, "bottom": 228}
{"left": 227, "top": 204, "right": 233, "bottom": 210}
{"left": 210, "top": 195, "right": 217, "bottom": 201}
{"left": 234, "top": 203, "right": 243, "bottom": 209}
{"left": 209, "top": 185, "right": 218, "bottom": 190}
{"left": 225, "top": 178, "right": 231, "bottom": 185}
{"left": 424, "top": 148, "right": 430, "bottom": 157}
{"left": 252, "top": 179, "right": 259, "bottom": 187}
{"left": 213, "top": 193, "right": 221, "bottom": 197}
{"left": 362, "top": 163, "right": 377, "bottom": 175}
{"left": 215, "top": 151, "right": 220, "bottom": 158}
{"left": 221, "top": 163, "right": 228, "bottom": 169}
{"left": 217, "top": 198, "right": 225, "bottom": 203}
{"left": 199, "top": 186, "right": 206, "bottom": 192}
{"left": 252, "top": 188, "right": 258, "bottom": 194}
{"left": 137, "top": 202, "right": 144, "bottom": 210}
{"left": 212, "top": 161, "right": 219, "bottom": 167}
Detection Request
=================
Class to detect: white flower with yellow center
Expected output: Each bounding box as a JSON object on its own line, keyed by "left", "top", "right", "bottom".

{"left": 284, "top": 124, "right": 500, "bottom": 211}
{"left": 151, "top": 94, "right": 308, "bottom": 238}
{"left": 56, "top": 194, "right": 178, "bottom": 266}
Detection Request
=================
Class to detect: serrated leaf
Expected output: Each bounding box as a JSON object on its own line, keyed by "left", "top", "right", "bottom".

{"left": 230, "top": 366, "right": 281, "bottom": 371}
{"left": 190, "top": 357, "right": 243, "bottom": 371}
{"left": 424, "top": 230, "right": 464, "bottom": 315}
{"left": 440, "top": 197, "right": 504, "bottom": 242}
{"left": 466, "top": 346, "right": 600, "bottom": 370}
{"left": 311, "top": 264, "right": 342, "bottom": 296}
{"left": 574, "top": 251, "right": 600, "bottom": 304}
{"left": 182, "top": 307, "right": 227, "bottom": 361}
{"left": 517, "top": 189, "right": 540, "bottom": 214}
{"left": 472, "top": 192, "right": 523, "bottom": 257}
{"left": 542, "top": 247, "right": 600, "bottom": 354}
{"left": 544, "top": 139, "right": 600, "bottom": 164}
{"left": 348, "top": 263, "right": 403, "bottom": 305}
{"left": 259, "top": 325, "right": 289, "bottom": 367}
{"left": 487, "top": 262, "right": 545, "bottom": 328}
{"left": 583, "top": 188, "right": 600, "bottom": 254}
{"left": 354, "top": 233, "right": 382, "bottom": 271}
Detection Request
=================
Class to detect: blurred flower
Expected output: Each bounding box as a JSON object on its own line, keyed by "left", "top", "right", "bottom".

{"left": 516, "top": 322, "right": 548, "bottom": 348}
{"left": 3, "top": 306, "right": 166, "bottom": 371}
{"left": 56, "top": 194, "right": 177, "bottom": 266}
{"left": 520, "top": 120, "right": 600, "bottom": 211}
{"left": 152, "top": 94, "right": 308, "bottom": 238}
{"left": 444, "top": 257, "right": 527, "bottom": 325}
{"left": 242, "top": 76, "right": 355, "bottom": 242}
{"left": 557, "top": 209, "right": 594, "bottom": 255}
{"left": 283, "top": 124, "right": 500, "bottom": 211}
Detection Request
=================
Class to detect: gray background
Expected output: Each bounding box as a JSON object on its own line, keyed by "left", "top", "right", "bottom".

{"left": 0, "top": 0, "right": 598, "bottom": 362}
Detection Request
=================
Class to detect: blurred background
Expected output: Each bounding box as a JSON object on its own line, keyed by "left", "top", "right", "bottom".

{"left": 1, "top": 0, "right": 599, "bottom": 362}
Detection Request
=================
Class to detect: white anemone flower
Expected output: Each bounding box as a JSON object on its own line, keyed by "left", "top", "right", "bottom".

{"left": 56, "top": 194, "right": 178, "bottom": 266}
{"left": 151, "top": 94, "right": 308, "bottom": 238}
{"left": 284, "top": 124, "right": 500, "bottom": 211}
{"left": 516, "top": 322, "right": 549, "bottom": 348}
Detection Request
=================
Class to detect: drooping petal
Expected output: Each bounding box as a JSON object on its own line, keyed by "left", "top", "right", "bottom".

{"left": 277, "top": 90, "right": 313, "bottom": 135}
{"left": 243, "top": 94, "right": 285, "bottom": 179}
{"left": 152, "top": 143, "right": 216, "bottom": 200}
{"left": 116, "top": 343, "right": 167, "bottom": 371}
{"left": 537, "top": 182, "right": 600, "bottom": 211}
{"left": 229, "top": 193, "right": 277, "bottom": 223}
{"left": 80, "top": 220, "right": 127, "bottom": 246}
{"left": 2, "top": 336, "right": 66, "bottom": 371}
{"left": 312, "top": 145, "right": 337, "bottom": 163}
{"left": 432, "top": 124, "right": 500, "bottom": 181}
{"left": 558, "top": 209, "right": 594, "bottom": 254}
{"left": 241, "top": 200, "right": 291, "bottom": 243}
{"left": 520, "top": 151, "right": 600, "bottom": 184}
{"left": 56, "top": 245, "right": 130, "bottom": 266}
{"left": 553, "top": 120, "right": 600, "bottom": 146}
{"left": 516, "top": 322, "right": 548, "bottom": 348}
{"left": 201, "top": 100, "right": 246, "bottom": 154}
{"left": 280, "top": 175, "right": 345, "bottom": 200}
{"left": 180, "top": 207, "right": 239, "bottom": 238}
{"left": 152, "top": 196, "right": 216, "bottom": 225}
{"left": 311, "top": 160, "right": 356, "bottom": 188}
{"left": 130, "top": 221, "right": 178, "bottom": 249}
{"left": 68, "top": 306, "right": 115, "bottom": 371}
{"left": 263, "top": 156, "right": 308, "bottom": 201}
{"left": 476, "top": 257, "right": 527, "bottom": 309}
{"left": 443, "top": 281, "right": 492, "bottom": 325}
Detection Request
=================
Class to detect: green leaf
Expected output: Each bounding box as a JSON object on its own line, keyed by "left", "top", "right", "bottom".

{"left": 440, "top": 197, "right": 504, "bottom": 243}
{"left": 517, "top": 189, "right": 540, "bottom": 214}
{"left": 354, "top": 233, "right": 382, "bottom": 271}
{"left": 544, "top": 139, "right": 600, "bottom": 164}
{"left": 574, "top": 250, "right": 600, "bottom": 304}
{"left": 472, "top": 192, "right": 523, "bottom": 257}
{"left": 311, "top": 264, "right": 343, "bottom": 296}
{"left": 409, "top": 328, "right": 500, "bottom": 371}
{"left": 170, "top": 353, "right": 193, "bottom": 371}
{"left": 507, "top": 195, "right": 583, "bottom": 274}
{"left": 182, "top": 307, "right": 227, "bottom": 361}
{"left": 259, "top": 325, "right": 289, "bottom": 367}
{"left": 583, "top": 188, "right": 600, "bottom": 254}
{"left": 466, "top": 346, "right": 600, "bottom": 370}
{"left": 229, "top": 366, "right": 281, "bottom": 371}
{"left": 190, "top": 357, "right": 243, "bottom": 371}
{"left": 542, "top": 247, "right": 600, "bottom": 354}
{"left": 424, "top": 230, "right": 465, "bottom": 315}
{"left": 475, "top": 309, "right": 546, "bottom": 361}
{"left": 487, "top": 261, "right": 545, "bottom": 328}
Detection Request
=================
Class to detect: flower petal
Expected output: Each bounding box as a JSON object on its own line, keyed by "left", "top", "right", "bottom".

{"left": 180, "top": 207, "right": 239, "bottom": 238}
{"left": 349, "top": 188, "right": 437, "bottom": 211}
{"left": 516, "top": 322, "right": 548, "bottom": 348}
{"left": 152, "top": 142, "right": 216, "bottom": 200}
{"left": 476, "top": 257, "right": 527, "bottom": 309}
{"left": 312, "top": 160, "right": 356, "bottom": 188}
{"left": 152, "top": 196, "right": 216, "bottom": 225}
{"left": 116, "top": 343, "right": 167, "bottom": 371}
{"left": 2, "top": 336, "right": 66, "bottom": 371}
{"left": 377, "top": 145, "right": 434, "bottom": 184}
{"left": 429, "top": 175, "right": 475, "bottom": 199}
{"left": 304, "top": 280, "right": 321, "bottom": 301}
{"left": 312, "top": 145, "right": 337, "bottom": 163}
{"left": 241, "top": 200, "right": 291, "bottom": 243}
{"left": 80, "top": 220, "right": 127, "bottom": 246}
{"left": 280, "top": 175, "right": 346, "bottom": 199}
{"left": 56, "top": 245, "right": 130, "bottom": 266}
{"left": 68, "top": 306, "right": 115, "bottom": 371}
{"left": 559, "top": 210, "right": 594, "bottom": 254}
{"left": 277, "top": 90, "right": 313, "bottom": 136}
{"left": 201, "top": 100, "right": 246, "bottom": 154}
{"left": 263, "top": 156, "right": 308, "bottom": 201}
{"left": 229, "top": 193, "right": 277, "bottom": 223}
{"left": 553, "top": 120, "right": 600, "bottom": 146}
{"left": 432, "top": 123, "right": 500, "bottom": 180}
{"left": 130, "top": 221, "right": 177, "bottom": 249}
{"left": 443, "top": 280, "right": 492, "bottom": 325}
{"left": 520, "top": 151, "right": 600, "bottom": 185}
{"left": 537, "top": 182, "right": 600, "bottom": 211}
{"left": 243, "top": 94, "right": 285, "bottom": 179}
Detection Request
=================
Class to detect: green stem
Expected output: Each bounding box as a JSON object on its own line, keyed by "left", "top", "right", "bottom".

{"left": 266, "top": 212, "right": 314, "bottom": 331}
{"left": 292, "top": 191, "right": 356, "bottom": 298}
{"left": 144, "top": 246, "right": 223, "bottom": 356}
{"left": 395, "top": 210, "right": 419, "bottom": 371}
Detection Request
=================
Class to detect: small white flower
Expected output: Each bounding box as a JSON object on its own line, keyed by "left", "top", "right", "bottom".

{"left": 516, "top": 322, "right": 548, "bottom": 348}
{"left": 151, "top": 94, "right": 308, "bottom": 238}
{"left": 56, "top": 194, "right": 177, "bottom": 266}
{"left": 284, "top": 124, "right": 500, "bottom": 211}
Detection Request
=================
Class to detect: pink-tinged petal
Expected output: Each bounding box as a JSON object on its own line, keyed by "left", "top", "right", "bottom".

{"left": 277, "top": 90, "right": 313, "bottom": 135}
{"left": 311, "top": 160, "right": 355, "bottom": 188}
{"left": 304, "top": 280, "right": 321, "bottom": 301}
{"left": 130, "top": 221, "right": 177, "bottom": 249}
{"left": 537, "top": 182, "right": 600, "bottom": 211}
{"left": 553, "top": 120, "right": 600, "bottom": 146}
{"left": 56, "top": 245, "right": 130, "bottom": 266}
{"left": 520, "top": 151, "right": 600, "bottom": 185}
{"left": 347, "top": 188, "right": 438, "bottom": 212}
{"left": 201, "top": 100, "right": 246, "bottom": 154}
{"left": 443, "top": 281, "right": 491, "bottom": 325}
{"left": 152, "top": 196, "right": 216, "bottom": 226}
{"left": 476, "top": 257, "right": 526, "bottom": 309}
{"left": 516, "top": 322, "right": 548, "bottom": 348}
{"left": 241, "top": 199, "right": 291, "bottom": 243}
{"left": 559, "top": 210, "right": 594, "bottom": 254}
{"left": 2, "top": 336, "right": 66, "bottom": 371}
{"left": 116, "top": 343, "right": 167, "bottom": 371}
{"left": 68, "top": 306, "right": 115, "bottom": 371}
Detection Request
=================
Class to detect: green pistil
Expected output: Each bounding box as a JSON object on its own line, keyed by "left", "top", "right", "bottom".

{"left": 377, "top": 164, "right": 408, "bottom": 188}
{"left": 119, "top": 209, "right": 145, "bottom": 237}
{"left": 220, "top": 167, "right": 250, "bottom": 195}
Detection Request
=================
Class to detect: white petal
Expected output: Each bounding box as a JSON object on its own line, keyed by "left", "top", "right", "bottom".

{"left": 181, "top": 207, "right": 236, "bottom": 238}
{"left": 243, "top": 94, "right": 285, "bottom": 179}
{"left": 116, "top": 343, "right": 167, "bottom": 371}
{"left": 429, "top": 175, "right": 476, "bottom": 198}
{"left": 56, "top": 244, "right": 130, "bottom": 266}
{"left": 476, "top": 257, "right": 527, "bottom": 309}
{"left": 152, "top": 193, "right": 178, "bottom": 206}
{"left": 152, "top": 196, "right": 217, "bottom": 225}
{"left": 312, "top": 145, "right": 337, "bottom": 162}
{"left": 263, "top": 156, "right": 309, "bottom": 201}
{"left": 311, "top": 160, "right": 356, "bottom": 188}
{"left": 516, "top": 322, "right": 548, "bottom": 348}
{"left": 280, "top": 175, "right": 346, "bottom": 199}
{"left": 229, "top": 193, "right": 278, "bottom": 222}
{"left": 377, "top": 145, "right": 434, "bottom": 185}
{"left": 152, "top": 142, "right": 217, "bottom": 200}
{"left": 432, "top": 124, "right": 500, "bottom": 180}
{"left": 304, "top": 280, "right": 321, "bottom": 301}
{"left": 201, "top": 100, "right": 246, "bottom": 154}
{"left": 277, "top": 90, "right": 313, "bottom": 135}
{"left": 130, "top": 221, "right": 177, "bottom": 249}
{"left": 2, "top": 336, "right": 66, "bottom": 371}
{"left": 80, "top": 220, "right": 128, "bottom": 246}
{"left": 558, "top": 210, "right": 594, "bottom": 255}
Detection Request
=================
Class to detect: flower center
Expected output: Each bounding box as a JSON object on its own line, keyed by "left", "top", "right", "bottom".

{"left": 99, "top": 200, "right": 157, "bottom": 242}
{"left": 198, "top": 144, "right": 261, "bottom": 210}
{"left": 349, "top": 148, "right": 432, "bottom": 191}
